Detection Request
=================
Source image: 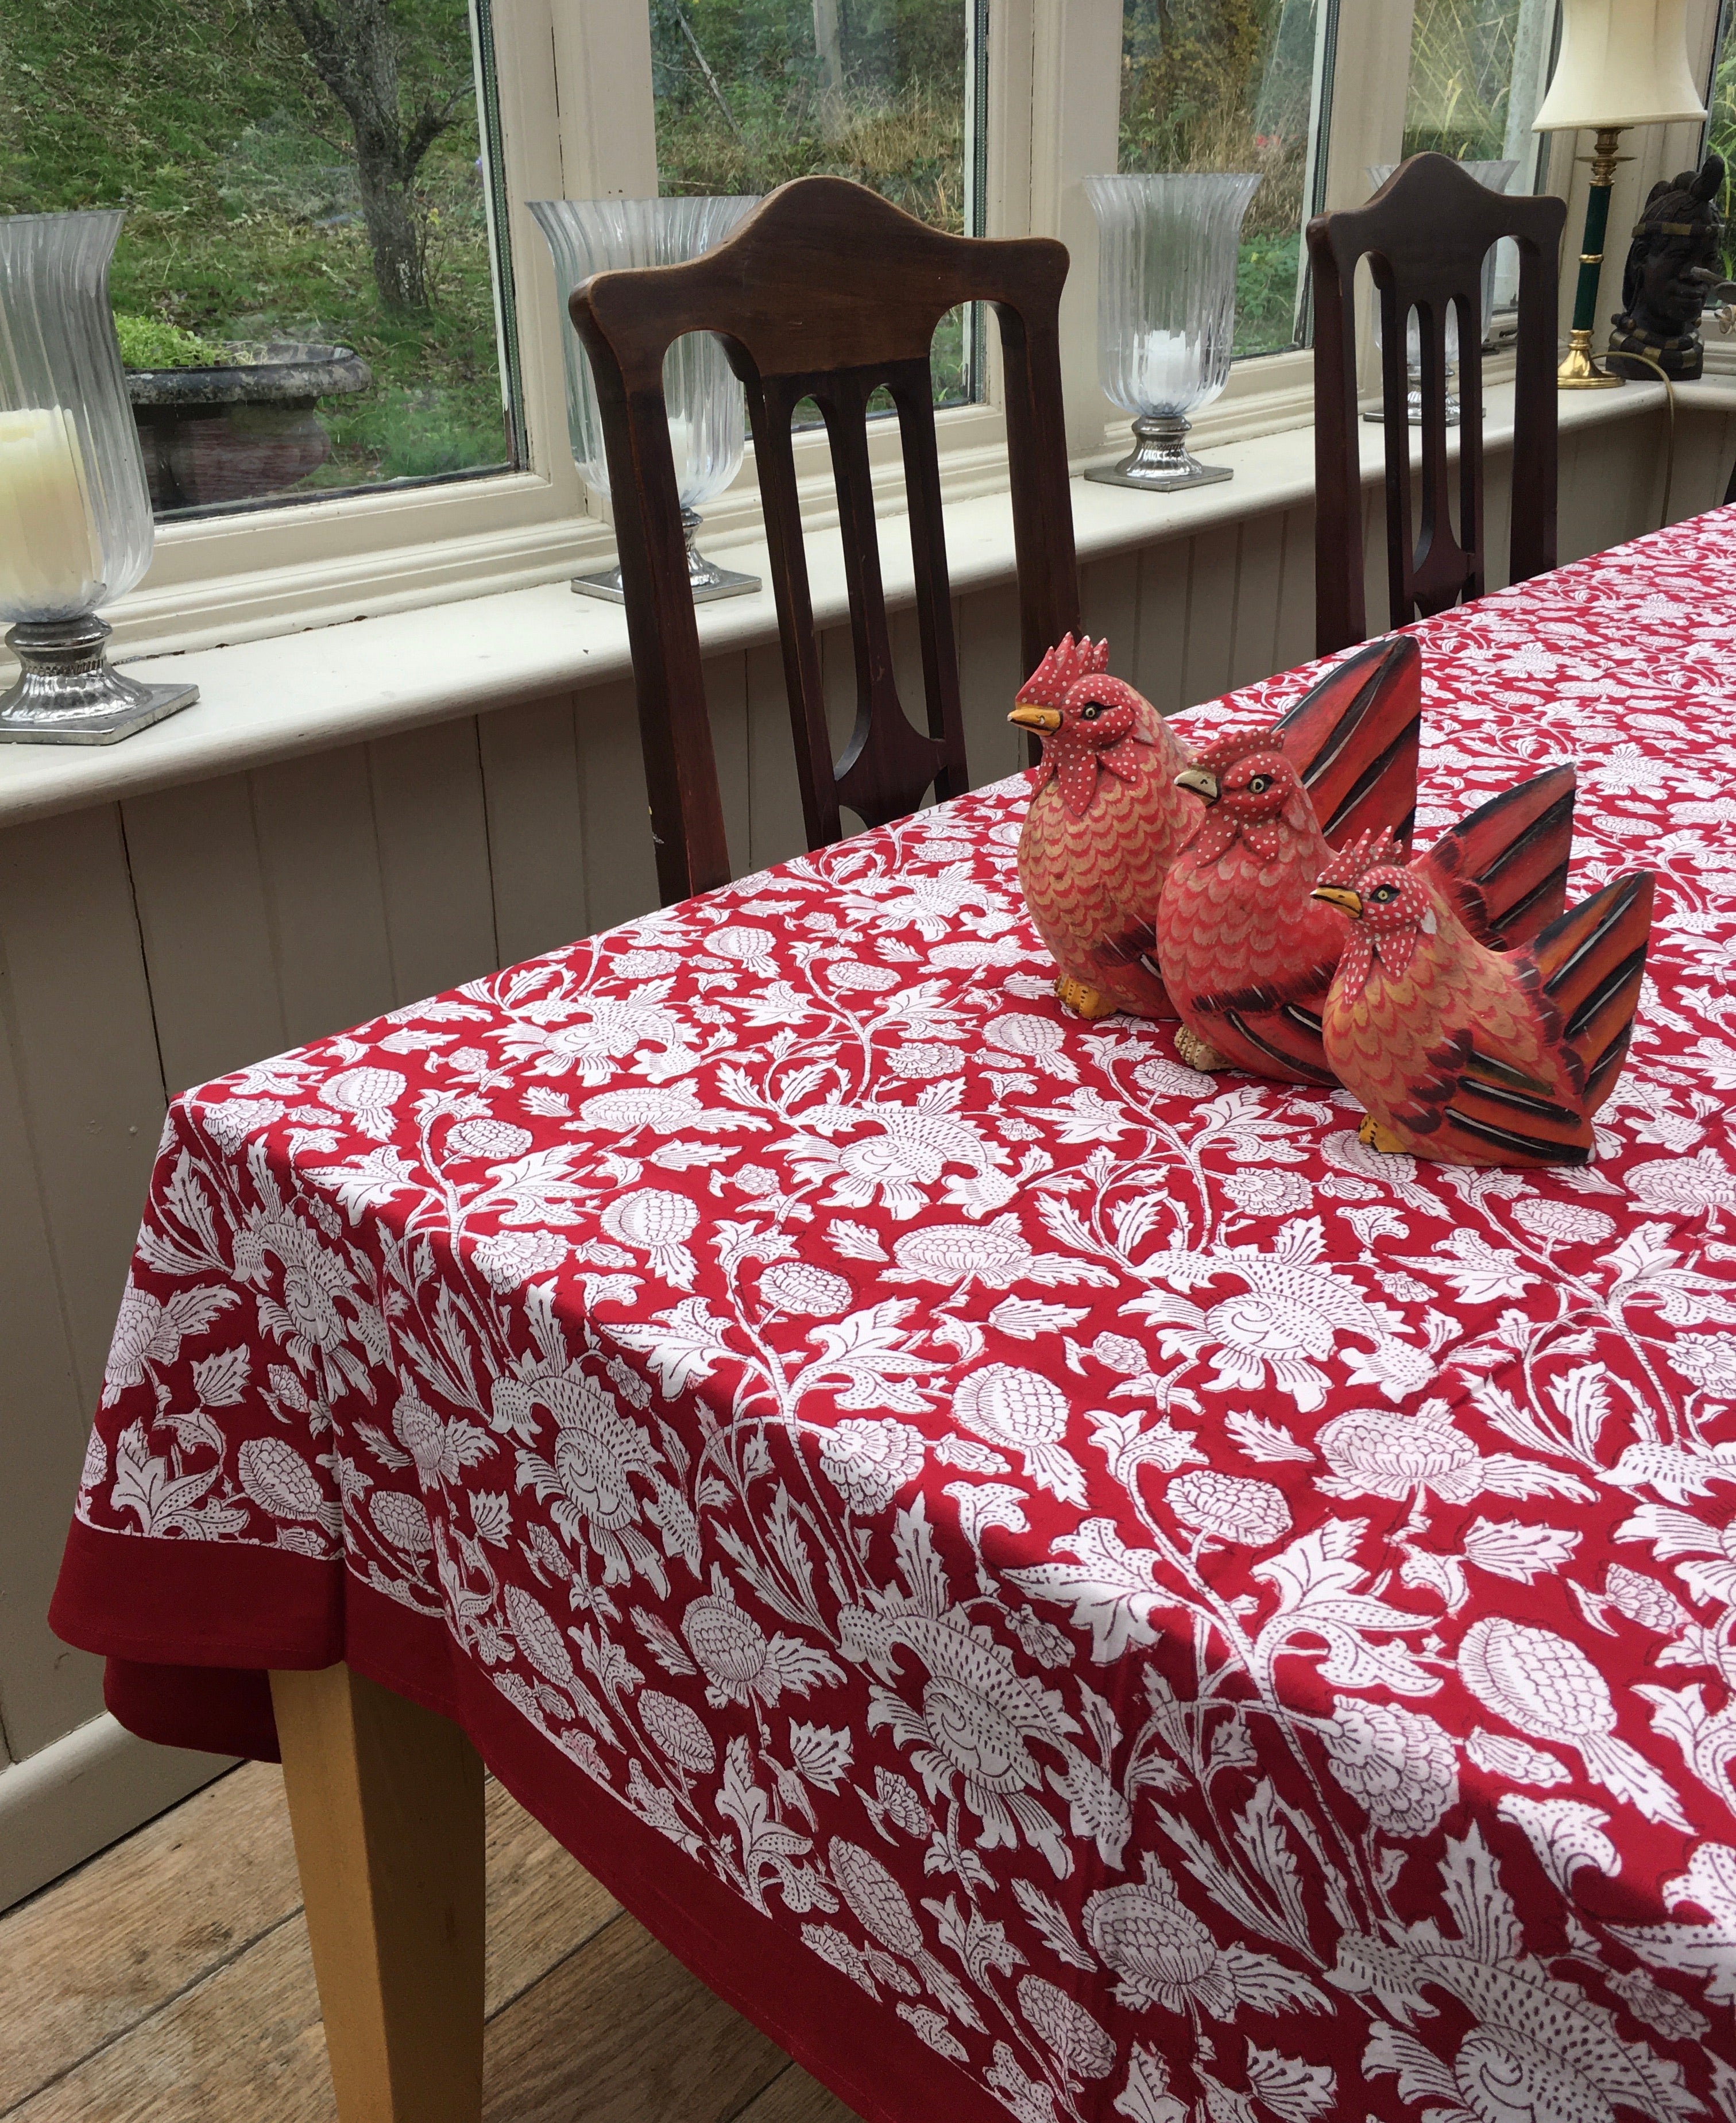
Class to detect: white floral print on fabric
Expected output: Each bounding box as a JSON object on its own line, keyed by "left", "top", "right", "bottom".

{"left": 72, "top": 511, "right": 1736, "bottom": 2121}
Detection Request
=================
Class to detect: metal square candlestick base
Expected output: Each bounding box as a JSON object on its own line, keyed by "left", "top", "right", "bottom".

{"left": 573, "top": 508, "right": 760, "bottom": 604}
{"left": 1085, "top": 415, "right": 1234, "bottom": 493}
{"left": 0, "top": 615, "right": 199, "bottom": 746}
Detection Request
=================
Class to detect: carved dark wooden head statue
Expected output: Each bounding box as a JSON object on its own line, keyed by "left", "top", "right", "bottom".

{"left": 1609, "top": 155, "right": 1726, "bottom": 380}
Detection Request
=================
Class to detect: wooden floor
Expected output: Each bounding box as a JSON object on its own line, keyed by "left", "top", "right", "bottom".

{"left": 0, "top": 1763, "right": 861, "bottom": 2122}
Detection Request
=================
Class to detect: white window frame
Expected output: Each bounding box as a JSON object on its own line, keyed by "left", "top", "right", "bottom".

{"left": 94, "top": 0, "right": 1725, "bottom": 666}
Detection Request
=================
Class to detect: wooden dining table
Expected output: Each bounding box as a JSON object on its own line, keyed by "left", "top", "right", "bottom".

{"left": 52, "top": 509, "right": 1736, "bottom": 2123}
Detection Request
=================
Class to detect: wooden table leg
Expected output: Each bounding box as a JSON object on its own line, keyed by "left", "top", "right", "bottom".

{"left": 270, "top": 1663, "right": 485, "bottom": 2123}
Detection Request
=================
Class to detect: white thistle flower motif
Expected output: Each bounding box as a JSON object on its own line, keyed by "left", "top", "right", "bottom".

{"left": 1459, "top": 1617, "right": 1691, "bottom": 1828}
{"left": 1017, "top": 1975, "right": 1115, "bottom": 2083}
{"left": 638, "top": 1689, "right": 717, "bottom": 1773}
{"left": 578, "top": 1083, "right": 717, "bottom": 1133}
{"left": 1084, "top": 1856, "right": 1318, "bottom": 2018}
{"left": 788, "top": 1107, "right": 1006, "bottom": 1220}
{"left": 600, "top": 1189, "right": 699, "bottom": 1289}
{"left": 610, "top": 949, "right": 681, "bottom": 978}
{"left": 1512, "top": 1198, "right": 1616, "bottom": 1245}
{"left": 1601, "top": 1565, "right": 1688, "bottom": 1634}
{"left": 1629, "top": 1148, "right": 1735, "bottom": 1221}
{"left": 199, "top": 1097, "right": 283, "bottom": 1154}
{"left": 820, "top": 1418, "right": 925, "bottom": 1514}
{"left": 498, "top": 997, "right": 698, "bottom": 1087}
{"left": 1223, "top": 1168, "right": 1315, "bottom": 1218}
{"left": 1132, "top": 1056, "right": 1212, "bottom": 1098}
{"left": 237, "top": 1435, "right": 331, "bottom": 1522}
{"left": 320, "top": 1067, "right": 406, "bottom": 1141}
{"left": 913, "top": 836, "right": 975, "bottom": 862}
{"left": 1316, "top": 1400, "right": 1583, "bottom": 1511}
{"left": 679, "top": 1589, "right": 839, "bottom": 1711}
{"left": 1319, "top": 1697, "right": 1457, "bottom": 1837}
{"left": 984, "top": 1012, "right": 1077, "bottom": 1080}
{"left": 369, "top": 1488, "right": 433, "bottom": 1553}
{"left": 825, "top": 960, "right": 902, "bottom": 992}
{"left": 470, "top": 1229, "right": 569, "bottom": 1291}
{"left": 1670, "top": 1335, "right": 1736, "bottom": 1398}
{"left": 79, "top": 1429, "right": 108, "bottom": 1497}
{"left": 445, "top": 1117, "right": 533, "bottom": 1161}
{"left": 886, "top": 1043, "right": 964, "bottom": 1079}
{"left": 1323, "top": 1126, "right": 1420, "bottom": 1188}
{"left": 1464, "top": 1726, "right": 1569, "bottom": 1786}
{"left": 704, "top": 925, "right": 778, "bottom": 972}
{"left": 1167, "top": 1469, "right": 1291, "bottom": 1547}
{"left": 954, "top": 1364, "right": 1084, "bottom": 1505}
{"left": 886, "top": 1213, "right": 1095, "bottom": 1294}
{"left": 759, "top": 1261, "right": 853, "bottom": 1317}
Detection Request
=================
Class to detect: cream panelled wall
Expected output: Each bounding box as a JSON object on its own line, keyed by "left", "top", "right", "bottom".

{"left": 2, "top": 399, "right": 1732, "bottom": 1906}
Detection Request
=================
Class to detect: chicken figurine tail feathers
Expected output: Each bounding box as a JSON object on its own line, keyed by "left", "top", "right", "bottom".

{"left": 1425, "top": 761, "right": 1578, "bottom": 949}
{"left": 1313, "top": 830, "right": 1654, "bottom": 1167}
{"left": 1266, "top": 632, "right": 1424, "bottom": 851}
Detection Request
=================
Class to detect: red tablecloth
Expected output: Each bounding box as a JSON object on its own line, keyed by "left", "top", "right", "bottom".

{"left": 55, "top": 511, "right": 1736, "bottom": 2123}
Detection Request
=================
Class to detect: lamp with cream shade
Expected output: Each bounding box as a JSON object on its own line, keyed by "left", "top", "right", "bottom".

{"left": 1533, "top": 0, "right": 1707, "bottom": 387}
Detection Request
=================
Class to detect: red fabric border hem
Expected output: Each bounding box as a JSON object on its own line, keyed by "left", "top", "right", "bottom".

{"left": 51, "top": 1526, "right": 1008, "bottom": 2123}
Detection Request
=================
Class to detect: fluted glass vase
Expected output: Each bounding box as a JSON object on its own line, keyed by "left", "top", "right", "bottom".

{"left": 531, "top": 195, "right": 760, "bottom": 603}
{"left": 0, "top": 210, "right": 196, "bottom": 743}
{"left": 1084, "top": 172, "right": 1261, "bottom": 492}
{"left": 1364, "top": 160, "right": 1520, "bottom": 426}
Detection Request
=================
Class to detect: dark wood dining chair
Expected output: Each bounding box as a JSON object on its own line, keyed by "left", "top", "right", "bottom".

{"left": 567, "top": 176, "right": 1079, "bottom": 906}
{"left": 1306, "top": 153, "right": 1566, "bottom": 656}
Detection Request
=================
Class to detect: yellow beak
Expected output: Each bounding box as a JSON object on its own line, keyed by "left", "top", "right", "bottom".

{"left": 1008, "top": 704, "right": 1061, "bottom": 734}
{"left": 1310, "top": 885, "right": 1363, "bottom": 918}
{"left": 1174, "top": 765, "right": 1219, "bottom": 802}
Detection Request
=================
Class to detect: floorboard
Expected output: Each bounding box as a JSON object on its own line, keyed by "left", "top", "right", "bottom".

{"left": 0, "top": 1757, "right": 863, "bottom": 2122}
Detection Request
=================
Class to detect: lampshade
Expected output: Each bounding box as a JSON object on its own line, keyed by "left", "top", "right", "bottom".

{"left": 1533, "top": 0, "right": 1706, "bottom": 130}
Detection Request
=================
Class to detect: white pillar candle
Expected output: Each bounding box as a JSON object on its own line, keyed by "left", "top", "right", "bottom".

{"left": 0, "top": 406, "right": 104, "bottom": 616}
{"left": 665, "top": 412, "right": 695, "bottom": 499}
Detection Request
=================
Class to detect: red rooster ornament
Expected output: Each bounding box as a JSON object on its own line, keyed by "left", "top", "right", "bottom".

{"left": 1158, "top": 746, "right": 1579, "bottom": 1086}
{"left": 1312, "top": 833, "right": 1654, "bottom": 1166}
{"left": 1008, "top": 634, "right": 1191, "bottom": 1019}
{"left": 1010, "top": 632, "right": 1424, "bottom": 1023}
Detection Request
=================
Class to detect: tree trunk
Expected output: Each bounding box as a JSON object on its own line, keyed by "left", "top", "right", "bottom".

{"left": 353, "top": 125, "right": 428, "bottom": 314}
{"left": 813, "top": 0, "right": 848, "bottom": 141}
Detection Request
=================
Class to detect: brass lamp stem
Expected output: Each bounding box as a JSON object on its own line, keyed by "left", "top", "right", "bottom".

{"left": 1559, "top": 123, "right": 1629, "bottom": 388}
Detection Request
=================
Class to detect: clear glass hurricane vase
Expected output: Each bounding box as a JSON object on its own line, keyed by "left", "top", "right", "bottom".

{"left": 0, "top": 210, "right": 196, "bottom": 743}
{"left": 531, "top": 196, "right": 760, "bottom": 603}
{"left": 1364, "top": 161, "right": 1520, "bottom": 426}
{"left": 1084, "top": 173, "right": 1261, "bottom": 492}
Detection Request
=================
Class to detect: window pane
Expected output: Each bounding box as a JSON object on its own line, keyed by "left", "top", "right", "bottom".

{"left": 649, "top": 1, "right": 985, "bottom": 406}
{"left": 1702, "top": 0, "right": 1735, "bottom": 279}
{"left": 1402, "top": 0, "right": 1554, "bottom": 163}
{"left": 0, "top": 0, "right": 520, "bottom": 517}
{"left": 1119, "top": 0, "right": 1329, "bottom": 359}
{"left": 1401, "top": 0, "right": 1555, "bottom": 315}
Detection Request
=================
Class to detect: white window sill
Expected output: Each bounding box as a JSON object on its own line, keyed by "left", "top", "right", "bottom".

{"left": 1, "top": 372, "right": 1728, "bottom": 832}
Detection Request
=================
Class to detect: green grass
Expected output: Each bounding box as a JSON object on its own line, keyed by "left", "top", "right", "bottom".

{"left": 0, "top": 0, "right": 507, "bottom": 500}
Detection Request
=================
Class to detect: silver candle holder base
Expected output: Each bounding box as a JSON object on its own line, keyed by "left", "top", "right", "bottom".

{"left": 1085, "top": 414, "right": 1233, "bottom": 493}
{"left": 0, "top": 614, "right": 199, "bottom": 746}
{"left": 1363, "top": 362, "right": 1462, "bottom": 427}
{"left": 573, "top": 508, "right": 760, "bottom": 604}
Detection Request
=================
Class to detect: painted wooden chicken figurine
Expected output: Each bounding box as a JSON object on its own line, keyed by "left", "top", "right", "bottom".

{"left": 1010, "top": 632, "right": 1424, "bottom": 1022}
{"left": 1311, "top": 833, "right": 1654, "bottom": 1166}
{"left": 1008, "top": 634, "right": 1191, "bottom": 1019}
{"left": 1159, "top": 736, "right": 1578, "bottom": 1086}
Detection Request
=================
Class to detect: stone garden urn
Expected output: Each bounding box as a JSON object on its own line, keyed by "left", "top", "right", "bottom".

{"left": 125, "top": 342, "right": 371, "bottom": 511}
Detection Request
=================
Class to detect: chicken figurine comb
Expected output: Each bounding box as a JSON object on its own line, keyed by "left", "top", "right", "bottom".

{"left": 1010, "top": 632, "right": 1426, "bottom": 1027}
{"left": 1312, "top": 829, "right": 1654, "bottom": 1167}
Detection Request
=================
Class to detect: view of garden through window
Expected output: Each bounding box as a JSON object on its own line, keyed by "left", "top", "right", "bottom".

{"left": 1402, "top": 0, "right": 1553, "bottom": 166}
{"left": 0, "top": 0, "right": 515, "bottom": 516}
{"left": 1705, "top": 0, "right": 1736, "bottom": 282}
{"left": 1118, "top": 0, "right": 1325, "bottom": 360}
{"left": 649, "top": 0, "right": 982, "bottom": 406}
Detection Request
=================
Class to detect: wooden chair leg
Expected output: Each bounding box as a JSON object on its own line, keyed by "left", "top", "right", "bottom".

{"left": 270, "top": 1663, "right": 485, "bottom": 2123}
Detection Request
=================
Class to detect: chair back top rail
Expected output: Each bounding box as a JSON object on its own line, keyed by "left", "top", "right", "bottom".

{"left": 1307, "top": 153, "right": 1565, "bottom": 656}
{"left": 569, "top": 176, "right": 1079, "bottom": 904}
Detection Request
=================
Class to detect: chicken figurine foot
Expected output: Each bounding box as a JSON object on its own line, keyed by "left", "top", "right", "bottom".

{"left": 1356, "top": 1115, "right": 1409, "bottom": 1153}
